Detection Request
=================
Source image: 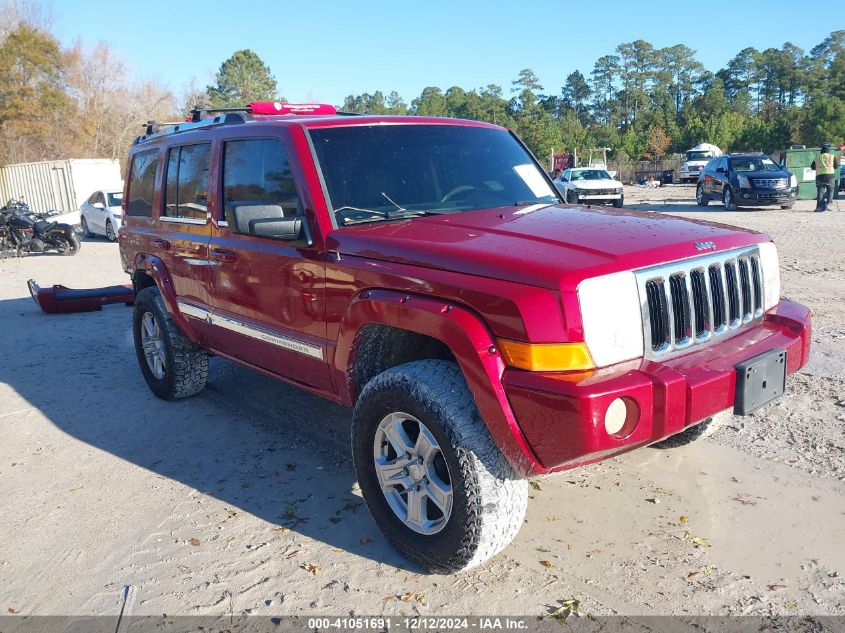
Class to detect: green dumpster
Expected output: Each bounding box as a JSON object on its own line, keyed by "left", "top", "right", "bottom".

{"left": 779, "top": 146, "right": 842, "bottom": 200}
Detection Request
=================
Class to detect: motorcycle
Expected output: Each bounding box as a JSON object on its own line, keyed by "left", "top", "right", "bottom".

{"left": 0, "top": 198, "right": 81, "bottom": 257}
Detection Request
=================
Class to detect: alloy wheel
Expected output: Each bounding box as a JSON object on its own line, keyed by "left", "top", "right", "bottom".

{"left": 140, "top": 311, "right": 166, "bottom": 380}
{"left": 372, "top": 412, "right": 453, "bottom": 535}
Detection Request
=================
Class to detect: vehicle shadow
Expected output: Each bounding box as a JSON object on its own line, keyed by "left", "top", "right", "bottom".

{"left": 0, "top": 295, "right": 418, "bottom": 571}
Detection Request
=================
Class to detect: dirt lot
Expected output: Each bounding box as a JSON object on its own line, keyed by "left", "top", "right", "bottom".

{"left": 0, "top": 186, "right": 843, "bottom": 618}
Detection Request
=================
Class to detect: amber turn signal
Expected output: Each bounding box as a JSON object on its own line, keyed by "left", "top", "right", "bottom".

{"left": 497, "top": 339, "right": 595, "bottom": 372}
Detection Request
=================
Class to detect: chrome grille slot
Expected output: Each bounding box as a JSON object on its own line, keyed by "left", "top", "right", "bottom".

{"left": 738, "top": 258, "right": 752, "bottom": 316}
{"left": 750, "top": 257, "right": 762, "bottom": 311}
{"left": 690, "top": 270, "right": 708, "bottom": 336}
{"left": 709, "top": 264, "right": 726, "bottom": 329}
{"left": 645, "top": 279, "right": 669, "bottom": 351}
{"left": 725, "top": 261, "right": 740, "bottom": 324}
{"left": 668, "top": 274, "right": 690, "bottom": 344}
{"left": 636, "top": 246, "right": 764, "bottom": 360}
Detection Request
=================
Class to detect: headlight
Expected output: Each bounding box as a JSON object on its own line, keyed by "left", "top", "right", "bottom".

{"left": 790, "top": 174, "right": 797, "bottom": 188}
{"left": 577, "top": 271, "right": 644, "bottom": 367}
{"left": 757, "top": 242, "right": 780, "bottom": 311}
{"left": 737, "top": 175, "right": 750, "bottom": 188}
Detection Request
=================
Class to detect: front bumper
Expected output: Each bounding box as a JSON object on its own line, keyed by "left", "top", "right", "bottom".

{"left": 573, "top": 192, "right": 623, "bottom": 201}
{"left": 503, "top": 300, "right": 811, "bottom": 472}
{"left": 735, "top": 187, "right": 797, "bottom": 206}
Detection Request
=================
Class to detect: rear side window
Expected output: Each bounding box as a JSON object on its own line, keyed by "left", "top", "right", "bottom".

{"left": 126, "top": 150, "right": 159, "bottom": 217}
{"left": 222, "top": 139, "right": 300, "bottom": 223}
{"left": 164, "top": 143, "right": 211, "bottom": 220}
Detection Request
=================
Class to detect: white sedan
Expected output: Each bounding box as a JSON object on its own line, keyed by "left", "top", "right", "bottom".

{"left": 554, "top": 168, "right": 624, "bottom": 207}
{"left": 80, "top": 189, "right": 124, "bottom": 241}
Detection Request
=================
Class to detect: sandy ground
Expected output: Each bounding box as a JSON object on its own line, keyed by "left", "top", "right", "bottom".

{"left": 0, "top": 187, "right": 843, "bottom": 618}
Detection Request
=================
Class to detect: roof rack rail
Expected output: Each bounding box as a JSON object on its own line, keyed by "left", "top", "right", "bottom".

{"left": 133, "top": 102, "right": 341, "bottom": 145}
{"left": 134, "top": 112, "right": 251, "bottom": 145}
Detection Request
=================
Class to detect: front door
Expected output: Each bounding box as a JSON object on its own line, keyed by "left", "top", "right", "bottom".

{"left": 205, "top": 135, "right": 331, "bottom": 392}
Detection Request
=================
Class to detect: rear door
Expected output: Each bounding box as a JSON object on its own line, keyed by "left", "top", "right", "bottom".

{"left": 156, "top": 142, "right": 214, "bottom": 314}
{"left": 205, "top": 132, "right": 331, "bottom": 392}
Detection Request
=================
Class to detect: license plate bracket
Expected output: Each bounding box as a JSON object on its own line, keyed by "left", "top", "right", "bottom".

{"left": 734, "top": 349, "right": 787, "bottom": 415}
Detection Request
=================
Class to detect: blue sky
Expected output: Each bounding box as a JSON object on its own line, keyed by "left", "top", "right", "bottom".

{"left": 53, "top": 0, "right": 834, "bottom": 106}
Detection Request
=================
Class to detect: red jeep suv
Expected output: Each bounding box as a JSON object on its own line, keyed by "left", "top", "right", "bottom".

{"left": 118, "top": 102, "right": 812, "bottom": 573}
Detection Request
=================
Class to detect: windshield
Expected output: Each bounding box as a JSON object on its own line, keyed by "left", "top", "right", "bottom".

{"left": 107, "top": 192, "right": 123, "bottom": 207}
{"left": 729, "top": 157, "right": 781, "bottom": 173}
{"left": 570, "top": 169, "right": 611, "bottom": 181}
{"left": 309, "top": 124, "right": 559, "bottom": 226}
{"left": 687, "top": 151, "right": 712, "bottom": 161}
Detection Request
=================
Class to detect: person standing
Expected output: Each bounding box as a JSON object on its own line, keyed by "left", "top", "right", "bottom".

{"left": 811, "top": 143, "right": 840, "bottom": 212}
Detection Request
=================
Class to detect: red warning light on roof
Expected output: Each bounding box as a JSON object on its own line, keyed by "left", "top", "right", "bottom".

{"left": 248, "top": 102, "right": 337, "bottom": 116}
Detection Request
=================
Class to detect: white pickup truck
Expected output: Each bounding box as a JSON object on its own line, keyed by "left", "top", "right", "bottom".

{"left": 680, "top": 143, "right": 722, "bottom": 183}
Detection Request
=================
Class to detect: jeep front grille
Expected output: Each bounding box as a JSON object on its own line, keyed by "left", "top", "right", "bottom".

{"left": 636, "top": 246, "right": 764, "bottom": 359}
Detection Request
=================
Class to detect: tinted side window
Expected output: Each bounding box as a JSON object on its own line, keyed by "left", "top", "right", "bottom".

{"left": 163, "top": 143, "right": 211, "bottom": 220}
{"left": 222, "top": 139, "right": 300, "bottom": 224}
{"left": 126, "top": 150, "right": 159, "bottom": 217}
{"left": 96, "top": 193, "right": 107, "bottom": 207}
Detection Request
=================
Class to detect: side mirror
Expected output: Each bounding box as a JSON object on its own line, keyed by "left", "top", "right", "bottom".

{"left": 228, "top": 203, "right": 306, "bottom": 242}
{"left": 92, "top": 202, "right": 105, "bottom": 209}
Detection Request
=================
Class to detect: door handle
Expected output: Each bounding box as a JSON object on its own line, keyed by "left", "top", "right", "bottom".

{"left": 151, "top": 238, "right": 171, "bottom": 250}
{"left": 210, "top": 248, "right": 237, "bottom": 263}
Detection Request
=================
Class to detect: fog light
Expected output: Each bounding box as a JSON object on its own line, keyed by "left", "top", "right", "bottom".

{"left": 604, "top": 397, "right": 638, "bottom": 437}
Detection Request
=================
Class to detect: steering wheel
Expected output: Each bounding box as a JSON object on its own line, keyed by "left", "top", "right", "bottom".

{"left": 440, "top": 185, "right": 477, "bottom": 203}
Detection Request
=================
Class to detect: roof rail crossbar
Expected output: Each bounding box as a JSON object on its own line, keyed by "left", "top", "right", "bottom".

{"left": 189, "top": 106, "right": 251, "bottom": 123}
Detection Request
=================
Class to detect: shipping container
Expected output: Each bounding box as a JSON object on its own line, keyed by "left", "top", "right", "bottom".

{"left": 0, "top": 159, "right": 122, "bottom": 213}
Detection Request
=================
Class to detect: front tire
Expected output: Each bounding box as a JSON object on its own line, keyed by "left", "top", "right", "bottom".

{"left": 780, "top": 204, "right": 794, "bottom": 210}
{"left": 696, "top": 184, "right": 709, "bottom": 206}
{"left": 352, "top": 360, "right": 528, "bottom": 573}
{"left": 723, "top": 187, "right": 737, "bottom": 211}
{"left": 81, "top": 216, "right": 93, "bottom": 239}
{"left": 133, "top": 287, "right": 208, "bottom": 400}
{"left": 106, "top": 219, "right": 116, "bottom": 242}
{"left": 613, "top": 195, "right": 624, "bottom": 208}
{"left": 566, "top": 190, "right": 578, "bottom": 204}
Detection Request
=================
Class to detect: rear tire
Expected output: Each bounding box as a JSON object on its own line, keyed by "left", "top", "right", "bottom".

{"left": 352, "top": 360, "right": 527, "bottom": 573}
{"left": 57, "top": 233, "right": 81, "bottom": 256}
{"left": 696, "top": 185, "right": 709, "bottom": 206}
{"left": 133, "top": 287, "right": 208, "bottom": 400}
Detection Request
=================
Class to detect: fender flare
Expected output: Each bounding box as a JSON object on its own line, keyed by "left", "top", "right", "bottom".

{"left": 132, "top": 253, "right": 199, "bottom": 344}
{"left": 335, "top": 288, "right": 544, "bottom": 476}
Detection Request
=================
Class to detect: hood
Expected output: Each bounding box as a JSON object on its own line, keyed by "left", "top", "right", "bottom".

{"left": 570, "top": 179, "right": 622, "bottom": 190}
{"left": 326, "top": 204, "right": 768, "bottom": 291}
